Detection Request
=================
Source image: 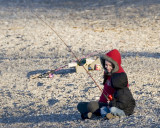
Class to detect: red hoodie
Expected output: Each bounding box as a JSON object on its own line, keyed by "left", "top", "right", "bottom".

{"left": 99, "top": 49, "right": 128, "bottom": 103}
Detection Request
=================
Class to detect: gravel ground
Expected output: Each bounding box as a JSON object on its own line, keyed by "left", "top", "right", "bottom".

{"left": 0, "top": 0, "right": 160, "bottom": 127}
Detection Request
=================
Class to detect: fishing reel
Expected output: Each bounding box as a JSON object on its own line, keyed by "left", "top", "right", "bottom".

{"left": 77, "top": 58, "right": 86, "bottom": 66}
{"left": 108, "top": 95, "right": 113, "bottom": 101}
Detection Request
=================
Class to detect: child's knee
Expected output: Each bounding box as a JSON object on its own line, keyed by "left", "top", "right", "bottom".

{"left": 87, "top": 101, "right": 99, "bottom": 113}
{"left": 77, "top": 102, "right": 88, "bottom": 113}
{"left": 110, "top": 107, "right": 117, "bottom": 113}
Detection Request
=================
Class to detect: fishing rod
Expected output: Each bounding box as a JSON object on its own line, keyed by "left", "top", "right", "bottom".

{"left": 31, "top": 11, "right": 112, "bottom": 101}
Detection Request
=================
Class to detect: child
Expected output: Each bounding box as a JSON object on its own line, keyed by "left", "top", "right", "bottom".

{"left": 77, "top": 49, "right": 135, "bottom": 119}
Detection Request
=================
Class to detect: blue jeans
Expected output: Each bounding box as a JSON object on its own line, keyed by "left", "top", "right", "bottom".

{"left": 109, "top": 107, "right": 125, "bottom": 117}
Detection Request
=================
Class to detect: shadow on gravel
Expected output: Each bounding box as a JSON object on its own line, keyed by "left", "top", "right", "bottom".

{"left": 27, "top": 68, "right": 76, "bottom": 78}
{"left": 121, "top": 51, "right": 160, "bottom": 59}
{"left": 0, "top": 0, "right": 160, "bottom": 10}
{"left": 0, "top": 113, "right": 80, "bottom": 124}
{"left": 0, "top": 0, "right": 160, "bottom": 22}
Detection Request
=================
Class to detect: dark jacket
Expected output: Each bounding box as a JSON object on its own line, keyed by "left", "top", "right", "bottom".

{"left": 109, "top": 72, "right": 136, "bottom": 116}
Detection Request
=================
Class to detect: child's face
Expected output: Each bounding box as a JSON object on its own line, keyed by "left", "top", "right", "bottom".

{"left": 105, "top": 61, "right": 113, "bottom": 73}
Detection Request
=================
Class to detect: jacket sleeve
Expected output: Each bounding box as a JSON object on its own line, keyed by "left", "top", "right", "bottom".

{"left": 109, "top": 93, "right": 128, "bottom": 109}
{"left": 109, "top": 72, "right": 129, "bottom": 109}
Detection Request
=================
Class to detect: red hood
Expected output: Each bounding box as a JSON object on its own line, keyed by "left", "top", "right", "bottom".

{"left": 100, "top": 49, "right": 124, "bottom": 74}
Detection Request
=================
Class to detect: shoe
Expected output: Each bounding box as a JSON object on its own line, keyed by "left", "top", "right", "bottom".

{"left": 106, "top": 113, "right": 117, "bottom": 120}
{"left": 81, "top": 112, "right": 92, "bottom": 120}
{"left": 88, "top": 112, "right": 92, "bottom": 118}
